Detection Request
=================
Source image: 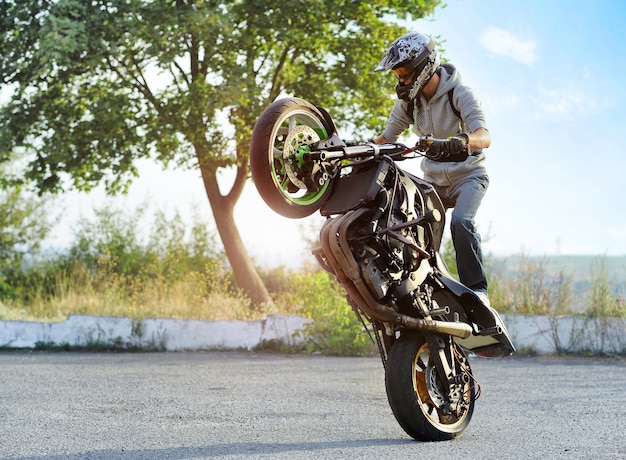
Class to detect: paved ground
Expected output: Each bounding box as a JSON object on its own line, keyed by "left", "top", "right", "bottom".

{"left": 0, "top": 351, "right": 624, "bottom": 459}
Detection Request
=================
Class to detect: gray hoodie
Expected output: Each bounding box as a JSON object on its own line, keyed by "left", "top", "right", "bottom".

{"left": 381, "top": 64, "right": 488, "bottom": 187}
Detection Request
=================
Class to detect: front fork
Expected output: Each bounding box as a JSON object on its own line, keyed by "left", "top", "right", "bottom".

{"left": 425, "top": 333, "right": 469, "bottom": 412}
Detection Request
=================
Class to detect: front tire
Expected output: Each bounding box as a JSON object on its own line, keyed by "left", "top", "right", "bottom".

{"left": 385, "top": 333, "right": 475, "bottom": 441}
{"left": 250, "top": 97, "right": 335, "bottom": 218}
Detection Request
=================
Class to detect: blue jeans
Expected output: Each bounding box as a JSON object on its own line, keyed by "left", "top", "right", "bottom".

{"left": 432, "top": 175, "right": 489, "bottom": 293}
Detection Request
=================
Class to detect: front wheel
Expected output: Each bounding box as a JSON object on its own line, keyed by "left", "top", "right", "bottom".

{"left": 385, "top": 333, "right": 475, "bottom": 441}
{"left": 250, "top": 97, "right": 335, "bottom": 218}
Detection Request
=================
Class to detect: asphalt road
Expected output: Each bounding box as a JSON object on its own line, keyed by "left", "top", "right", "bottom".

{"left": 0, "top": 351, "right": 624, "bottom": 460}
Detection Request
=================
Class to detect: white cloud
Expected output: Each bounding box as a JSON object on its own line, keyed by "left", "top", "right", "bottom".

{"left": 525, "top": 80, "right": 617, "bottom": 123}
{"left": 527, "top": 83, "right": 588, "bottom": 122}
{"left": 479, "top": 26, "right": 537, "bottom": 66}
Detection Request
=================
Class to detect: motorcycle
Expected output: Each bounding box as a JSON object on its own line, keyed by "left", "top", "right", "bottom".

{"left": 249, "top": 97, "right": 515, "bottom": 442}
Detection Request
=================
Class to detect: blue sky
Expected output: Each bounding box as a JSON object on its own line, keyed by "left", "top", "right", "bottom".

{"left": 51, "top": 0, "right": 626, "bottom": 266}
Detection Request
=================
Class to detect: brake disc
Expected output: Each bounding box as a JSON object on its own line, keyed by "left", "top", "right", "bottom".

{"left": 282, "top": 125, "right": 320, "bottom": 189}
{"left": 426, "top": 364, "right": 449, "bottom": 408}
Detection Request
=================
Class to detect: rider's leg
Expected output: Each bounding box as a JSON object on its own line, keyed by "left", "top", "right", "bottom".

{"left": 447, "top": 175, "right": 489, "bottom": 295}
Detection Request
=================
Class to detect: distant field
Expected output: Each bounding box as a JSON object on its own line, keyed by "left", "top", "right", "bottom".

{"left": 491, "top": 254, "right": 626, "bottom": 293}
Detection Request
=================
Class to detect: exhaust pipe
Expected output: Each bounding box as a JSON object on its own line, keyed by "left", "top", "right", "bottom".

{"left": 398, "top": 316, "right": 473, "bottom": 339}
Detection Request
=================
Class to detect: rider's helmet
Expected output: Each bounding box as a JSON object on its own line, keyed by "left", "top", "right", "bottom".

{"left": 375, "top": 32, "right": 440, "bottom": 101}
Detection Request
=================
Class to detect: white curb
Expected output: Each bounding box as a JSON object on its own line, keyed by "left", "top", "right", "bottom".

{"left": 0, "top": 314, "right": 624, "bottom": 355}
{"left": 0, "top": 314, "right": 311, "bottom": 351}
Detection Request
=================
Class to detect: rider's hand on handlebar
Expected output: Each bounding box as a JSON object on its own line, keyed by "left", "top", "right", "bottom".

{"left": 419, "top": 134, "right": 470, "bottom": 162}
{"left": 448, "top": 133, "right": 469, "bottom": 153}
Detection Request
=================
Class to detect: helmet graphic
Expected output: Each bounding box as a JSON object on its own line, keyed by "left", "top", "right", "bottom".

{"left": 375, "top": 32, "right": 440, "bottom": 101}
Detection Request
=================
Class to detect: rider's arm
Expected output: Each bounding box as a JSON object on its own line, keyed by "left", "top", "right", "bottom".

{"left": 377, "top": 128, "right": 490, "bottom": 150}
{"left": 468, "top": 127, "right": 491, "bottom": 150}
{"left": 373, "top": 135, "right": 393, "bottom": 144}
{"left": 377, "top": 99, "right": 412, "bottom": 144}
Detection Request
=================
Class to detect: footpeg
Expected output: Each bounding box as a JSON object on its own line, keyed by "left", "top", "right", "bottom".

{"left": 478, "top": 325, "right": 503, "bottom": 337}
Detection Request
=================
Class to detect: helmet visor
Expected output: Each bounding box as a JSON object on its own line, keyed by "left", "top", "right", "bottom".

{"left": 393, "top": 67, "right": 416, "bottom": 83}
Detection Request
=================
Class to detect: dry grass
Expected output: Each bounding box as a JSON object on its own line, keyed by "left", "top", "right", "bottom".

{"left": 0, "top": 262, "right": 301, "bottom": 323}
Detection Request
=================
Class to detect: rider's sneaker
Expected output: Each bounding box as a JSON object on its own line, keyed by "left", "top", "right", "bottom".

{"left": 473, "top": 290, "right": 491, "bottom": 308}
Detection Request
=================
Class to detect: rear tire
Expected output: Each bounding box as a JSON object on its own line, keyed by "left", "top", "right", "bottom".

{"left": 250, "top": 97, "right": 335, "bottom": 218}
{"left": 385, "top": 333, "right": 475, "bottom": 441}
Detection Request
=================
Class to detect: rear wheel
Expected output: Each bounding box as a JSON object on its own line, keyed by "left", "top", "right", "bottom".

{"left": 385, "top": 333, "right": 475, "bottom": 441}
{"left": 250, "top": 97, "right": 335, "bottom": 218}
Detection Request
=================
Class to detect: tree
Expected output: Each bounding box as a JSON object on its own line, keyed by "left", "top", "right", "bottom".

{"left": 0, "top": 0, "right": 440, "bottom": 305}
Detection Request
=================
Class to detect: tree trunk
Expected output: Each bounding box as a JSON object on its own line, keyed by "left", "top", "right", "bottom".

{"left": 198, "top": 160, "right": 273, "bottom": 308}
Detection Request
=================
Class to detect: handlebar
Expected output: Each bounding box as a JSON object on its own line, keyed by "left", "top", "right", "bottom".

{"left": 316, "top": 142, "right": 409, "bottom": 160}
{"left": 305, "top": 135, "right": 451, "bottom": 162}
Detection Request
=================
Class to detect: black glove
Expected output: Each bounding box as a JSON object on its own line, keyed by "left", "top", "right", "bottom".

{"left": 448, "top": 133, "right": 469, "bottom": 155}
{"left": 421, "top": 134, "right": 470, "bottom": 162}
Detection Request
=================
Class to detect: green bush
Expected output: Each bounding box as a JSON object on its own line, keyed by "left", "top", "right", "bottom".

{"left": 0, "top": 176, "right": 54, "bottom": 301}
{"left": 287, "top": 270, "right": 374, "bottom": 356}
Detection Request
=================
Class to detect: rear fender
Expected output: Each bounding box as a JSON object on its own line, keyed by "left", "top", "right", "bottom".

{"left": 432, "top": 253, "right": 516, "bottom": 356}
{"left": 314, "top": 104, "right": 338, "bottom": 137}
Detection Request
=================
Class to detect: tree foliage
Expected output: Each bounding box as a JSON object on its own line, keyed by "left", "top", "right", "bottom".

{"left": 0, "top": 0, "right": 440, "bottom": 304}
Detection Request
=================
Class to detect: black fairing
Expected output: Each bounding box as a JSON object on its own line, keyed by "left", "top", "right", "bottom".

{"left": 320, "top": 160, "right": 391, "bottom": 216}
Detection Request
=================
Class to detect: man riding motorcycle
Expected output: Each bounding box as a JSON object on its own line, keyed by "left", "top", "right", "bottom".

{"left": 373, "top": 32, "right": 492, "bottom": 307}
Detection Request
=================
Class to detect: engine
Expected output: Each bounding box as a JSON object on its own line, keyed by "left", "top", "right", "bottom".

{"left": 350, "top": 192, "right": 433, "bottom": 315}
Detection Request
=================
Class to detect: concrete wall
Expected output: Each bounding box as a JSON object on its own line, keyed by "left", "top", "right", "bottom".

{"left": 0, "top": 314, "right": 310, "bottom": 351}
{"left": 502, "top": 314, "right": 626, "bottom": 355}
{"left": 1, "top": 314, "right": 624, "bottom": 355}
